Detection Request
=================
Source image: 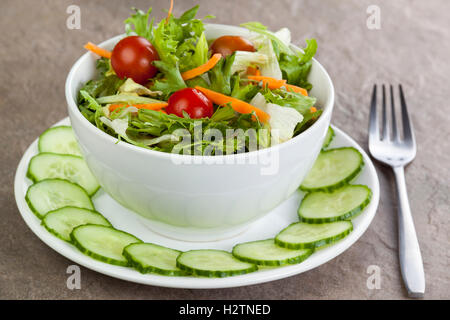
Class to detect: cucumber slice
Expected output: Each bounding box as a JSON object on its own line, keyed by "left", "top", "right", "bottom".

{"left": 42, "top": 207, "right": 111, "bottom": 242}
{"left": 25, "top": 179, "right": 94, "bottom": 219}
{"left": 275, "top": 221, "right": 353, "bottom": 249}
{"left": 176, "top": 250, "right": 258, "bottom": 278}
{"left": 27, "top": 153, "right": 100, "bottom": 196}
{"left": 232, "top": 239, "right": 313, "bottom": 266}
{"left": 123, "top": 243, "right": 188, "bottom": 276}
{"left": 38, "top": 126, "right": 82, "bottom": 156}
{"left": 298, "top": 185, "right": 372, "bottom": 223}
{"left": 300, "top": 147, "right": 364, "bottom": 192}
{"left": 71, "top": 225, "right": 142, "bottom": 266}
{"left": 322, "top": 126, "right": 335, "bottom": 150}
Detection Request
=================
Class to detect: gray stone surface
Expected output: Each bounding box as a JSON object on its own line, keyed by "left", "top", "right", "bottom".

{"left": 0, "top": 0, "right": 448, "bottom": 299}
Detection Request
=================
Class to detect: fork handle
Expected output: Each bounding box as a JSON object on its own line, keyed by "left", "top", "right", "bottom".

{"left": 392, "top": 166, "right": 425, "bottom": 298}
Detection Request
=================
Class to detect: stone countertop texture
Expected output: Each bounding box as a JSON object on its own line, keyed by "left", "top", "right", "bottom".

{"left": 0, "top": 0, "right": 448, "bottom": 299}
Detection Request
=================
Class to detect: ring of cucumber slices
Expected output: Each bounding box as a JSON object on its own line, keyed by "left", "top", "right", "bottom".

{"left": 300, "top": 147, "right": 364, "bottom": 192}
{"left": 176, "top": 250, "right": 258, "bottom": 278}
{"left": 298, "top": 185, "right": 372, "bottom": 223}
{"left": 22, "top": 124, "right": 373, "bottom": 278}
{"left": 232, "top": 239, "right": 313, "bottom": 266}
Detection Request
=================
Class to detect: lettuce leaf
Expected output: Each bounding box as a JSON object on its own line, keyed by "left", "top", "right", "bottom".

{"left": 263, "top": 89, "right": 316, "bottom": 115}
{"left": 77, "top": 58, "right": 124, "bottom": 101}
{"left": 230, "top": 51, "right": 268, "bottom": 75}
{"left": 256, "top": 37, "right": 282, "bottom": 79}
{"left": 249, "top": 93, "right": 303, "bottom": 143}
{"left": 124, "top": 7, "right": 154, "bottom": 41}
{"left": 151, "top": 18, "right": 180, "bottom": 66}
{"left": 125, "top": 106, "right": 267, "bottom": 154}
{"left": 146, "top": 6, "right": 213, "bottom": 96}
{"left": 188, "top": 32, "right": 209, "bottom": 70}
{"left": 241, "top": 21, "right": 317, "bottom": 91}
{"left": 241, "top": 22, "right": 293, "bottom": 55}
{"left": 208, "top": 53, "right": 236, "bottom": 95}
{"left": 230, "top": 75, "right": 259, "bottom": 102}
{"left": 294, "top": 108, "right": 323, "bottom": 135}
{"left": 150, "top": 60, "right": 186, "bottom": 98}
{"left": 279, "top": 39, "right": 317, "bottom": 90}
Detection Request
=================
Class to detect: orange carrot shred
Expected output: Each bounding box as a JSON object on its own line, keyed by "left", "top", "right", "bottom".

{"left": 248, "top": 75, "right": 308, "bottom": 96}
{"left": 310, "top": 106, "right": 317, "bottom": 113}
{"left": 181, "top": 53, "right": 222, "bottom": 80}
{"left": 195, "top": 86, "right": 270, "bottom": 123}
{"left": 246, "top": 66, "right": 260, "bottom": 76}
{"left": 109, "top": 104, "right": 126, "bottom": 112}
{"left": 84, "top": 42, "right": 112, "bottom": 59}
{"left": 247, "top": 75, "right": 286, "bottom": 89}
{"left": 166, "top": 0, "right": 174, "bottom": 24}
{"left": 285, "top": 84, "right": 308, "bottom": 96}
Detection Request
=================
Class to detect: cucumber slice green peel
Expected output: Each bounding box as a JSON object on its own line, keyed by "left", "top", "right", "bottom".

{"left": 300, "top": 147, "right": 364, "bottom": 192}
{"left": 176, "top": 250, "right": 258, "bottom": 278}
{"left": 322, "top": 126, "right": 335, "bottom": 150}
{"left": 42, "top": 206, "right": 111, "bottom": 242}
{"left": 123, "top": 243, "right": 188, "bottom": 276}
{"left": 38, "top": 126, "right": 82, "bottom": 156}
{"left": 27, "top": 152, "right": 100, "bottom": 196}
{"left": 232, "top": 239, "right": 313, "bottom": 266}
{"left": 275, "top": 221, "right": 353, "bottom": 249}
{"left": 298, "top": 185, "right": 372, "bottom": 223}
{"left": 71, "top": 224, "right": 142, "bottom": 266}
{"left": 25, "top": 178, "right": 94, "bottom": 219}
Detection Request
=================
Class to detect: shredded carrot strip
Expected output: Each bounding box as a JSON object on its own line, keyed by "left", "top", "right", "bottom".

{"left": 108, "top": 104, "right": 126, "bottom": 112}
{"left": 84, "top": 42, "right": 112, "bottom": 59}
{"left": 195, "top": 86, "right": 270, "bottom": 123}
{"left": 109, "top": 103, "right": 168, "bottom": 112}
{"left": 247, "top": 75, "right": 287, "bottom": 90}
{"left": 285, "top": 84, "right": 308, "bottom": 96}
{"left": 181, "top": 53, "right": 222, "bottom": 80}
{"left": 310, "top": 106, "right": 317, "bottom": 113}
{"left": 247, "top": 75, "right": 308, "bottom": 96}
{"left": 166, "top": 0, "right": 174, "bottom": 24}
{"left": 246, "top": 66, "right": 261, "bottom": 76}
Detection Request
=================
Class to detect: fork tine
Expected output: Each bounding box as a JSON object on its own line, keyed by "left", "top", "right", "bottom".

{"left": 399, "top": 85, "right": 415, "bottom": 143}
{"left": 390, "top": 85, "right": 399, "bottom": 141}
{"left": 381, "top": 84, "right": 390, "bottom": 141}
{"left": 368, "top": 84, "right": 379, "bottom": 142}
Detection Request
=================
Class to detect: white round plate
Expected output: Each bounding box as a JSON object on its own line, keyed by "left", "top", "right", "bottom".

{"left": 14, "top": 118, "right": 379, "bottom": 289}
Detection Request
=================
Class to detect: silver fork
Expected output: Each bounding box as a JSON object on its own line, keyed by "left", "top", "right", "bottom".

{"left": 368, "top": 84, "right": 425, "bottom": 298}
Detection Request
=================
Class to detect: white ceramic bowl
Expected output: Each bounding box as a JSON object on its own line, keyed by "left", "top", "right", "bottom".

{"left": 66, "top": 24, "right": 334, "bottom": 242}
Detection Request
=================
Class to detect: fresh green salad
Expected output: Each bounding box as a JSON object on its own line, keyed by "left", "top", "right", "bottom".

{"left": 78, "top": 3, "right": 320, "bottom": 155}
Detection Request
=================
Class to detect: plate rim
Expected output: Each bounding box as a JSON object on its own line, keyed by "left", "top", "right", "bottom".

{"left": 14, "top": 118, "right": 380, "bottom": 289}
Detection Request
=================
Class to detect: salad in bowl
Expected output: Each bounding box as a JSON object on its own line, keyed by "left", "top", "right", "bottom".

{"left": 65, "top": 2, "right": 334, "bottom": 241}
{"left": 78, "top": 3, "right": 320, "bottom": 155}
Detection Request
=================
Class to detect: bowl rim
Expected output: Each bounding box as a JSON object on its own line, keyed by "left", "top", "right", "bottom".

{"left": 65, "top": 23, "right": 335, "bottom": 161}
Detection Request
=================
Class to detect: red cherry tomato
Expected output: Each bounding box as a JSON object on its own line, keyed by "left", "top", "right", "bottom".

{"left": 210, "top": 36, "right": 256, "bottom": 57}
{"left": 166, "top": 88, "right": 213, "bottom": 119}
{"left": 111, "top": 36, "right": 159, "bottom": 85}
